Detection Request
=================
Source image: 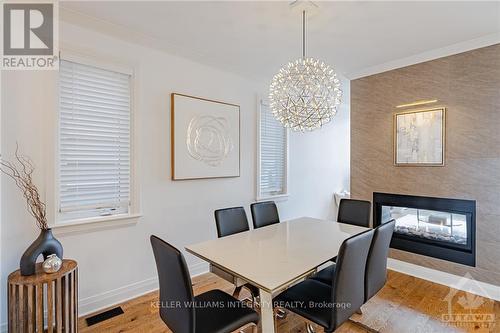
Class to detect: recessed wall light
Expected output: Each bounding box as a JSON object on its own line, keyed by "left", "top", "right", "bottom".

{"left": 396, "top": 99, "right": 438, "bottom": 108}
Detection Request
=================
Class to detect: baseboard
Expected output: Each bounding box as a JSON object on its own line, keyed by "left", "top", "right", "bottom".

{"left": 388, "top": 258, "right": 500, "bottom": 301}
{"left": 190, "top": 261, "right": 210, "bottom": 277}
{"left": 79, "top": 261, "right": 209, "bottom": 316}
{"left": 78, "top": 276, "right": 159, "bottom": 317}
{"left": 0, "top": 262, "right": 210, "bottom": 332}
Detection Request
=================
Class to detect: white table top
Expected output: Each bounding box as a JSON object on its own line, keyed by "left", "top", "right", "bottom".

{"left": 186, "top": 217, "right": 369, "bottom": 293}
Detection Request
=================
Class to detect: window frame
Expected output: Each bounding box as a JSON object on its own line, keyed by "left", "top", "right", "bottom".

{"left": 256, "top": 98, "right": 290, "bottom": 201}
{"left": 52, "top": 50, "right": 141, "bottom": 229}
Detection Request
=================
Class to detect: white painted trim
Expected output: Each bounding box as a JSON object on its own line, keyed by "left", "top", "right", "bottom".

{"left": 256, "top": 97, "right": 290, "bottom": 201}
{"left": 347, "top": 33, "right": 500, "bottom": 79}
{"left": 78, "top": 276, "right": 158, "bottom": 317}
{"left": 189, "top": 261, "right": 210, "bottom": 277}
{"left": 48, "top": 47, "right": 142, "bottom": 229}
{"left": 52, "top": 213, "right": 142, "bottom": 236}
{"left": 256, "top": 194, "right": 290, "bottom": 202}
{"left": 78, "top": 261, "right": 209, "bottom": 317}
{"left": 60, "top": 51, "right": 134, "bottom": 76}
{"left": 388, "top": 258, "right": 500, "bottom": 301}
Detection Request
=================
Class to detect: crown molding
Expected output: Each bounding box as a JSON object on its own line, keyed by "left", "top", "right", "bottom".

{"left": 347, "top": 33, "right": 500, "bottom": 80}
{"left": 59, "top": 6, "right": 263, "bottom": 84}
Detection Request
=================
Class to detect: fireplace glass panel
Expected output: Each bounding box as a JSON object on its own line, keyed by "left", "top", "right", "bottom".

{"left": 381, "top": 206, "right": 467, "bottom": 245}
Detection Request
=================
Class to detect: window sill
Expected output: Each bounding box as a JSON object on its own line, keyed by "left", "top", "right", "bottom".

{"left": 256, "top": 194, "right": 289, "bottom": 202}
{"left": 51, "top": 213, "right": 142, "bottom": 236}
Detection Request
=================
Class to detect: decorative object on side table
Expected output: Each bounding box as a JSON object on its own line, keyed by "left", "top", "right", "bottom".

{"left": 8, "top": 259, "right": 78, "bottom": 333}
{"left": 0, "top": 145, "right": 63, "bottom": 276}
{"left": 171, "top": 93, "right": 240, "bottom": 180}
{"left": 43, "top": 254, "right": 63, "bottom": 273}
{"left": 394, "top": 107, "right": 446, "bottom": 166}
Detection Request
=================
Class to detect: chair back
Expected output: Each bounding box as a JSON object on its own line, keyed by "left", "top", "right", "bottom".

{"left": 214, "top": 207, "right": 250, "bottom": 238}
{"left": 365, "top": 220, "right": 395, "bottom": 301}
{"left": 331, "top": 229, "right": 375, "bottom": 330}
{"left": 337, "top": 199, "right": 371, "bottom": 227}
{"left": 250, "top": 201, "right": 280, "bottom": 229}
{"left": 150, "top": 235, "right": 194, "bottom": 333}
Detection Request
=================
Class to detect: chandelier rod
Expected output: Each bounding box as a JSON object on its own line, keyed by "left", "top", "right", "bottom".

{"left": 302, "top": 10, "right": 306, "bottom": 59}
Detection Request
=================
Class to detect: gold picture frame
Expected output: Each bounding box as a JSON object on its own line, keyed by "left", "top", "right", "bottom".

{"left": 393, "top": 107, "right": 446, "bottom": 167}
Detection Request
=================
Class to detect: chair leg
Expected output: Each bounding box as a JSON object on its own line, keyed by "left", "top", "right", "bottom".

{"left": 238, "top": 322, "right": 258, "bottom": 333}
{"left": 233, "top": 286, "right": 243, "bottom": 299}
{"left": 275, "top": 308, "right": 287, "bottom": 319}
{"left": 273, "top": 308, "right": 280, "bottom": 332}
{"left": 252, "top": 295, "right": 260, "bottom": 309}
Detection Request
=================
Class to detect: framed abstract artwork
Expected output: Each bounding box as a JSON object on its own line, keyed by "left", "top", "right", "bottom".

{"left": 393, "top": 107, "right": 446, "bottom": 166}
{"left": 171, "top": 93, "right": 240, "bottom": 180}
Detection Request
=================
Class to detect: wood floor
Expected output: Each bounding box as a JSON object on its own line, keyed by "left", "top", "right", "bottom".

{"left": 79, "top": 270, "right": 499, "bottom": 333}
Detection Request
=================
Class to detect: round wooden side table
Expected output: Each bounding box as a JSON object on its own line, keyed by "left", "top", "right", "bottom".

{"left": 8, "top": 259, "right": 78, "bottom": 333}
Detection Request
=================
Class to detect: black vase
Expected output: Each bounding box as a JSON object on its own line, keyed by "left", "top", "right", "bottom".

{"left": 20, "top": 228, "right": 63, "bottom": 276}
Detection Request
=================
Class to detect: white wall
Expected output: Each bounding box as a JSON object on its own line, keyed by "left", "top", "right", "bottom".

{"left": 0, "top": 20, "right": 350, "bottom": 327}
{"left": 280, "top": 77, "right": 350, "bottom": 221}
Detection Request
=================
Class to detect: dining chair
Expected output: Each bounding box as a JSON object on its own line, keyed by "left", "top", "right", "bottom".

{"left": 337, "top": 198, "right": 371, "bottom": 227}
{"left": 364, "top": 219, "right": 395, "bottom": 301}
{"left": 310, "top": 220, "right": 395, "bottom": 297}
{"left": 250, "top": 201, "right": 280, "bottom": 229}
{"left": 309, "top": 220, "right": 395, "bottom": 332}
{"left": 346, "top": 220, "right": 395, "bottom": 332}
{"left": 214, "top": 207, "right": 250, "bottom": 237}
{"left": 326, "top": 198, "right": 372, "bottom": 263}
{"left": 150, "top": 235, "right": 259, "bottom": 333}
{"left": 214, "top": 207, "right": 259, "bottom": 302}
{"left": 273, "top": 229, "right": 375, "bottom": 333}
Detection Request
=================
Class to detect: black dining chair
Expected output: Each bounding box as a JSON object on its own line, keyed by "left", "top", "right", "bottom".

{"left": 214, "top": 207, "right": 250, "bottom": 238}
{"left": 311, "top": 220, "right": 395, "bottom": 291}
{"left": 273, "top": 229, "right": 375, "bottom": 333}
{"left": 364, "top": 219, "right": 396, "bottom": 302}
{"left": 310, "top": 219, "right": 396, "bottom": 330}
{"left": 214, "top": 207, "right": 259, "bottom": 302}
{"left": 337, "top": 198, "right": 371, "bottom": 227}
{"left": 327, "top": 199, "right": 372, "bottom": 263}
{"left": 150, "top": 235, "right": 259, "bottom": 333}
{"left": 250, "top": 201, "right": 280, "bottom": 229}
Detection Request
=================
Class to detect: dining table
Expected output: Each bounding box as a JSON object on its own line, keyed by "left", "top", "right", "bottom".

{"left": 186, "top": 216, "right": 370, "bottom": 333}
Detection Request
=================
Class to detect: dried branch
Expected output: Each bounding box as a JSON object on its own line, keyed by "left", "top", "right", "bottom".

{"left": 0, "top": 144, "right": 48, "bottom": 230}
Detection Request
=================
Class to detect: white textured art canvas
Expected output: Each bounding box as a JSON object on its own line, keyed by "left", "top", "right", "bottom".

{"left": 172, "top": 94, "right": 240, "bottom": 180}
{"left": 395, "top": 108, "right": 445, "bottom": 165}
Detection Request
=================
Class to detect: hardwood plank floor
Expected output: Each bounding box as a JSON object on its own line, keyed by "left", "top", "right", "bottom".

{"left": 79, "top": 270, "right": 499, "bottom": 332}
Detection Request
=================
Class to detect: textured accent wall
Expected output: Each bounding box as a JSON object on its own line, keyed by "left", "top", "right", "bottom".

{"left": 351, "top": 44, "right": 500, "bottom": 286}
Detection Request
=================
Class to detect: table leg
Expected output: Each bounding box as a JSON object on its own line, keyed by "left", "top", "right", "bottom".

{"left": 259, "top": 289, "right": 276, "bottom": 333}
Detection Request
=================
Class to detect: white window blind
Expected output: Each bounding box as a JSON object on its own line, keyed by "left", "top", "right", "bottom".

{"left": 259, "top": 101, "right": 288, "bottom": 198}
{"left": 58, "top": 59, "right": 131, "bottom": 220}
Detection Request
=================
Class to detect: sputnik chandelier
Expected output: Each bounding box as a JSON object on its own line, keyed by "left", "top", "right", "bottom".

{"left": 269, "top": 9, "right": 342, "bottom": 132}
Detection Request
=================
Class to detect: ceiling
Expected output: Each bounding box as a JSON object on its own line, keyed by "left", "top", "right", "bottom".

{"left": 60, "top": 1, "right": 500, "bottom": 81}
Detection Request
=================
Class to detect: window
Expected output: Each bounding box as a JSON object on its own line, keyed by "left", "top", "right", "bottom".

{"left": 257, "top": 100, "right": 289, "bottom": 199}
{"left": 58, "top": 59, "right": 132, "bottom": 222}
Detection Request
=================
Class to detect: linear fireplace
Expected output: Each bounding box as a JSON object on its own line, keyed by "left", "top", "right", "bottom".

{"left": 373, "top": 192, "right": 476, "bottom": 266}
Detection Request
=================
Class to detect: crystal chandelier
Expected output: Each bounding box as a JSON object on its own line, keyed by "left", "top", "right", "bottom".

{"left": 269, "top": 10, "right": 342, "bottom": 132}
